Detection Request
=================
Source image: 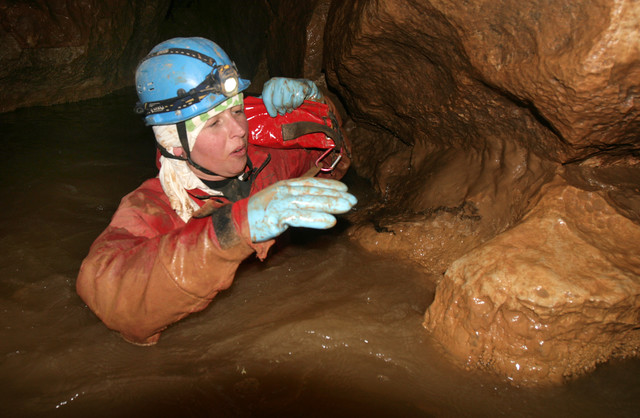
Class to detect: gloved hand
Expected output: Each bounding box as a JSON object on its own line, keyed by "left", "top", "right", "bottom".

{"left": 247, "top": 177, "right": 357, "bottom": 242}
{"left": 261, "top": 77, "right": 324, "bottom": 117}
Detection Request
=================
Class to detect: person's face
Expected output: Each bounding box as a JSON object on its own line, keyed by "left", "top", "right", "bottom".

{"left": 189, "top": 105, "right": 249, "bottom": 180}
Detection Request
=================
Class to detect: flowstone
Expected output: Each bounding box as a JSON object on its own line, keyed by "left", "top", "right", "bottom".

{"left": 424, "top": 177, "right": 640, "bottom": 385}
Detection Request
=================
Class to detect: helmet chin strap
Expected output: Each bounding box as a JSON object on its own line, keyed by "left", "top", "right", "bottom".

{"left": 176, "top": 121, "right": 226, "bottom": 177}
{"left": 157, "top": 119, "right": 272, "bottom": 202}
{"left": 156, "top": 121, "right": 250, "bottom": 180}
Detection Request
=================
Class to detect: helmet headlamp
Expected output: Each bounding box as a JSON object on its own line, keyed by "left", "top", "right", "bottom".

{"left": 214, "top": 64, "right": 240, "bottom": 97}
{"left": 134, "top": 46, "right": 246, "bottom": 118}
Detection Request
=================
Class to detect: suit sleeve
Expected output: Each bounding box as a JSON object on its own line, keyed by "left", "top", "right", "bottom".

{"left": 76, "top": 182, "right": 271, "bottom": 345}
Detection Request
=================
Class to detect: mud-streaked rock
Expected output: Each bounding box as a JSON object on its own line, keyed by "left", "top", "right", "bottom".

{"left": 424, "top": 177, "right": 640, "bottom": 385}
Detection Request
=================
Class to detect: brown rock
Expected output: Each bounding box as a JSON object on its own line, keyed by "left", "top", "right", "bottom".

{"left": 424, "top": 176, "right": 640, "bottom": 385}
{"left": 326, "top": 0, "right": 640, "bottom": 384}
{"left": 0, "top": 0, "right": 170, "bottom": 113}
{"left": 436, "top": 0, "right": 640, "bottom": 157}
{"left": 324, "top": 0, "right": 640, "bottom": 243}
{"left": 326, "top": 0, "right": 640, "bottom": 164}
{"left": 347, "top": 134, "right": 556, "bottom": 275}
{"left": 563, "top": 154, "right": 640, "bottom": 224}
{"left": 325, "top": 0, "right": 563, "bottom": 270}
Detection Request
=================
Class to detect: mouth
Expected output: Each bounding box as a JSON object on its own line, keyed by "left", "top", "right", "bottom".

{"left": 230, "top": 145, "right": 247, "bottom": 157}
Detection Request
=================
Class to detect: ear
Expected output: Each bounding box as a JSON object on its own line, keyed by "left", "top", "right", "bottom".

{"left": 173, "top": 146, "right": 185, "bottom": 157}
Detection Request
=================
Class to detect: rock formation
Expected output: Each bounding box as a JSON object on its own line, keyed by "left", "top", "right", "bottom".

{"left": 0, "top": 0, "right": 171, "bottom": 113}
{"left": 1, "top": 0, "right": 639, "bottom": 386}
{"left": 424, "top": 174, "right": 640, "bottom": 384}
{"left": 0, "top": 0, "right": 271, "bottom": 112}
{"left": 321, "top": 0, "right": 640, "bottom": 384}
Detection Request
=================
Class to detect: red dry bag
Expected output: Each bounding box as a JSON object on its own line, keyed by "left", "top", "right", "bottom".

{"left": 244, "top": 96, "right": 346, "bottom": 172}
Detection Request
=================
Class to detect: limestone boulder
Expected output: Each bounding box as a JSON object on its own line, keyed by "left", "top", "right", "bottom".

{"left": 424, "top": 176, "right": 640, "bottom": 385}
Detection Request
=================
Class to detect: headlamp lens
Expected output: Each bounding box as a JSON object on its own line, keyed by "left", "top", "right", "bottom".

{"left": 223, "top": 77, "right": 238, "bottom": 95}
{"left": 213, "top": 64, "right": 240, "bottom": 97}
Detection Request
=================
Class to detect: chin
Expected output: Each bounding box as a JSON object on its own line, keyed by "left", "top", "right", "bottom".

{"left": 237, "top": 156, "right": 248, "bottom": 171}
{"left": 229, "top": 162, "right": 248, "bottom": 178}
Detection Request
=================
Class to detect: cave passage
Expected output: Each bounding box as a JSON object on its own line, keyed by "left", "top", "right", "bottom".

{"left": 0, "top": 87, "right": 639, "bottom": 417}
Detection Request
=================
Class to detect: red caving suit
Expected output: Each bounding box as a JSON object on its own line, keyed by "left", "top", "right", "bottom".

{"left": 76, "top": 98, "right": 349, "bottom": 345}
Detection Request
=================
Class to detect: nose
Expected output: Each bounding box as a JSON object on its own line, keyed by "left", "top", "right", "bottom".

{"left": 225, "top": 110, "right": 247, "bottom": 138}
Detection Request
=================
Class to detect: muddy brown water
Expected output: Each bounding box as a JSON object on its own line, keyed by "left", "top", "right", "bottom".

{"left": 1, "top": 90, "right": 639, "bottom": 417}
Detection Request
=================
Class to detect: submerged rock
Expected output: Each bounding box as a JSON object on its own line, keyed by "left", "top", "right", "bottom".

{"left": 424, "top": 176, "right": 640, "bottom": 385}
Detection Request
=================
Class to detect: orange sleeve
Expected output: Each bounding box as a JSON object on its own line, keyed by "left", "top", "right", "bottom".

{"left": 76, "top": 180, "right": 271, "bottom": 345}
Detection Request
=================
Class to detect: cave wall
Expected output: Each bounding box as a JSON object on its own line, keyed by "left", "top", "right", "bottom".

{"left": 324, "top": 0, "right": 639, "bottom": 231}
{"left": 0, "top": 0, "right": 271, "bottom": 112}
{"left": 2, "top": 0, "right": 639, "bottom": 386}
{"left": 0, "top": 0, "right": 170, "bottom": 113}
{"left": 318, "top": 0, "right": 640, "bottom": 385}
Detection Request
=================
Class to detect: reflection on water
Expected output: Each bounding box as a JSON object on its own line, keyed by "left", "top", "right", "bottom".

{"left": 1, "top": 90, "right": 639, "bottom": 417}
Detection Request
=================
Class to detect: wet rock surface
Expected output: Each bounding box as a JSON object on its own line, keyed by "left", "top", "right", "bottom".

{"left": 323, "top": 0, "right": 640, "bottom": 383}
{"left": 424, "top": 176, "right": 640, "bottom": 384}
{"left": 0, "top": 0, "right": 271, "bottom": 112}
{"left": 346, "top": 137, "right": 556, "bottom": 276}
{"left": 0, "top": 0, "right": 171, "bottom": 113}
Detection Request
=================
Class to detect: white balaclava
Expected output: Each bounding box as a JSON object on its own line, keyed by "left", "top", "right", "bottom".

{"left": 152, "top": 94, "right": 244, "bottom": 222}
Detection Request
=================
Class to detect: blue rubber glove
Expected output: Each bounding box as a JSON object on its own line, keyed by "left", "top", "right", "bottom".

{"left": 247, "top": 177, "right": 357, "bottom": 242}
{"left": 261, "top": 77, "right": 324, "bottom": 117}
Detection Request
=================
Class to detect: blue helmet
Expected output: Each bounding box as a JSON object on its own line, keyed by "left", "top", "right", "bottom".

{"left": 134, "top": 37, "right": 250, "bottom": 125}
